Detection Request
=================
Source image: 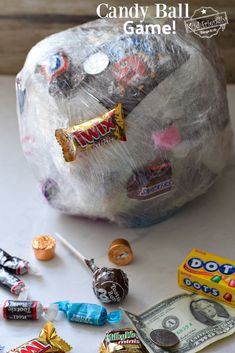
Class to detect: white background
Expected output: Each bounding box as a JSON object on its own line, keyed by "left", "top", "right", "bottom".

{"left": 0, "top": 76, "right": 235, "bottom": 352}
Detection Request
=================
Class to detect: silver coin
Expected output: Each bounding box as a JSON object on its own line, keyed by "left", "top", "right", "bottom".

{"left": 83, "top": 52, "right": 109, "bottom": 75}
{"left": 150, "top": 329, "right": 179, "bottom": 349}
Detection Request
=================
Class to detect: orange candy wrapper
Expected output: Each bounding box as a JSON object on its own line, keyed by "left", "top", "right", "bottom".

{"left": 7, "top": 321, "right": 72, "bottom": 353}
{"left": 55, "top": 103, "right": 126, "bottom": 162}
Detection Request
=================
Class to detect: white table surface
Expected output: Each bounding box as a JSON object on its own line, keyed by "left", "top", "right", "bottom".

{"left": 0, "top": 75, "right": 235, "bottom": 352}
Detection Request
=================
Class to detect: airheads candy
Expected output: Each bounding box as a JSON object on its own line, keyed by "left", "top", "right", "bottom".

{"left": 178, "top": 249, "right": 235, "bottom": 308}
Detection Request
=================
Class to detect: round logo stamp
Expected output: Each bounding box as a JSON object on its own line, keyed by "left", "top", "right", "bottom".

{"left": 184, "top": 7, "right": 228, "bottom": 39}
{"left": 162, "top": 316, "right": 180, "bottom": 331}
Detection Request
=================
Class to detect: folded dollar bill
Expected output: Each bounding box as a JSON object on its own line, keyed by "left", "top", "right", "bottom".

{"left": 123, "top": 293, "right": 235, "bottom": 353}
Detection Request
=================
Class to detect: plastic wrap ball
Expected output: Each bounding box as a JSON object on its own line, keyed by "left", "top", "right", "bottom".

{"left": 17, "top": 19, "right": 232, "bottom": 227}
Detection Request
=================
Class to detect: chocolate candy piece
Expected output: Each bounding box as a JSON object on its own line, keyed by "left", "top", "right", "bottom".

{"left": 108, "top": 239, "right": 133, "bottom": 266}
{"left": 55, "top": 103, "right": 126, "bottom": 162}
{"left": 223, "top": 293, "right": 232, "bottom": 302}
{"left": 0, "top": 248, "right": 30, "bottom": 275}
{"left": 150, "top": 329, "right": 179, "bottom": 349}
{"left": 7, "top": 321, "right": 72, "bottom": 353}
{"left": 100, "top": 328, "right": 146, "bottom": 353}
{"left": 127, "top": 160, "right": 173, "bottom": 200}
{"left": 211, "top": 275, "right": 222, "bottom": 283}
{"left": 0, "top": 266, "right": 25, "bottom": 295}
{"left": 56, "top": 300, "right": 122, "bottom": 326}
{"left": 93, "top": 267, "right": 128, "bottom": 304}
{"left": 1, "top": 300, "right": 58, "bottom": 321}
{"left": 32, "top": 236, "right": 56, "bottom": 261}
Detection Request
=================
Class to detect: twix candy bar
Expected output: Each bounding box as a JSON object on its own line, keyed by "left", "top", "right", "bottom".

{"left": 55, "top": 103, "right": 126, "bottom": 162}
{"left": 7, "top": 321, "right": 72, "bottom": 353}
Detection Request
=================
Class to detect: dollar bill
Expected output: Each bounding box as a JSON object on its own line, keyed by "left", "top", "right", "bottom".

{"left": 123, "top": 293, "right": 235, "bottom": 353}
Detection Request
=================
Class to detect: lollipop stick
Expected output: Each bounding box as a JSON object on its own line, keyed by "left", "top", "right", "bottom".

{"left": 55, "top": 232, "right": 98, "bottom": 272}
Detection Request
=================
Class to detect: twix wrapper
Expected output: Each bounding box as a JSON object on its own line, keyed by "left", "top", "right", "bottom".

{"left": 100, "top": 328, "right": 147, "bottom": 353}
{"left": 55, "top": 103, "right": 126, "bottom": 162}
{"left": 7, "top": 321, "right": 72, "bottom": 353}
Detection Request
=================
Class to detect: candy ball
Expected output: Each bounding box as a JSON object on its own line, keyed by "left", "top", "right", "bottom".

{"left": 17, "top": 18, "right": 232, "bottom": 227}
{"left": 92, "top": 267, "right": 129, "bottom": 304}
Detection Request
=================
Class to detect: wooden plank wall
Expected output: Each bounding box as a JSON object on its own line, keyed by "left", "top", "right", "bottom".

{"left": 0, "top": 0, "right": 234, "bottom": 81}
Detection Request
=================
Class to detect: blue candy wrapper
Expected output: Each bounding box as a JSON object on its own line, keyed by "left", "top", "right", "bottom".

{"left": 55, "top": 301, "right": 122, "bottom": 326}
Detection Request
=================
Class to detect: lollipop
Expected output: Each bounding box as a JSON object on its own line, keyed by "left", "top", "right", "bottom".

{"left": 56, "top": 233, "right": 129, "bottom": 304}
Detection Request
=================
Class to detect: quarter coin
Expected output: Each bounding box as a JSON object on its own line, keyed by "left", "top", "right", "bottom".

{"left": 150, "top": 329, "right": 179, "bottom": 349}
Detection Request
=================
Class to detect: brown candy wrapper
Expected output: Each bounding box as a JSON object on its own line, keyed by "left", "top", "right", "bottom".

{"left": 100, "top": 328, "right": 147, "bottom": 353}
{"left": 7, "top": 321, "right": 72, "bottom": 353}
{"left": 55, "top": 103, "right": 126, "bottom": 162}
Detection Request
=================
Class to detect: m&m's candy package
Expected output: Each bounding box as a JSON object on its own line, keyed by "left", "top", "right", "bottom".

{"left": 17, "top": 17, "right": 232, "bottom": 227}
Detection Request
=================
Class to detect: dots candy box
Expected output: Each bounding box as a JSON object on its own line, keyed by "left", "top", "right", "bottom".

{"left": 178, "top": 249, "right": 235, "bottom": 307}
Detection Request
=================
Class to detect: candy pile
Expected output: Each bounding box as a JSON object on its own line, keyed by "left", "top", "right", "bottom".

{"left": 17, "top": 18, "right": 232, "bottom": 227}
{"left": 0, "top": 248, "right": 38, "bottom": 295}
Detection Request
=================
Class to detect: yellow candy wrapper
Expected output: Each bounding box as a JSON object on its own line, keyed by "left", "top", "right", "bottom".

{"left": 55, "top": 103, "right": 126, "bottom": 162}
{"left": 7, "top": 321, "right": 72, "bottom": 353}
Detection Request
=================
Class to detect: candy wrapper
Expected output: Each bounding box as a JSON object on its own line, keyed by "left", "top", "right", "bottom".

{"left": 0, "top": 266, "right": 25, "bottom": 295}
{"left": 100, "top": 328, "right": 147, "bottom": 353}
{"left": 56, "top": 301, "right": 122, "bottom": 325}
{"left": 7, "top": 321, "right": 72, "bottom": 353}
{"left": 17, "top": 17, "right": 232, "bottom": 227}
{"left": 0, "top": 248, "right": 38, "bottom": 275}
{"left": 0, "top": 300, "right": 58, "bottom": 321}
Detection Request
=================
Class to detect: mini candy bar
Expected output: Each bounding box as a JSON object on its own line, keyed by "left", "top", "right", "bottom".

{"left": 55, "top": 103, "right": 126, "bottom": 162}
{"left": 100, "top": 328, "right": 147, "bottom": 353}
{"left": 108, "top": 239, "right": 133, "bottom": 266}
{"left": 0, "top": 266, "right": 25, "bottom": 295}
{"left": 0, "top": 300, "right": 58, "bottom": 321}
{"left": 178, "top": 249, "right": 235, "bottom": 307}
{"left": 7, "top": 321, "right": 72, "bottom": 353}
{"left": 55, "top": 301, "right": 122, "bottom": 326}
{"left": 0, "top": 248, "right": 32, "bottom": 275}
{"left": 127, "top": 160, "right": 173, "bottom": 201}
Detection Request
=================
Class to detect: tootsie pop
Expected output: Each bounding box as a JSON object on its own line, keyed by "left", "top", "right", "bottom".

{"left": 56, "top": 233, "right": 129, "bottom": 304}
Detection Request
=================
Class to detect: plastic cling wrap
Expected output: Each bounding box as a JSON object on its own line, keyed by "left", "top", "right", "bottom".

{"left": 17, "top": 18, "right": 232, "bottom": 227}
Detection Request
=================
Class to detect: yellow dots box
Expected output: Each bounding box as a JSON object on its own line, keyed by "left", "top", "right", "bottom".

{"left": 178, "top": 248, "right": 235, "bottom": 307}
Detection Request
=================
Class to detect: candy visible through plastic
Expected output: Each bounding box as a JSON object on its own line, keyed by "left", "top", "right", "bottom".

{"left": 7, "top": 321, "right": 72, "bottom": 353}
{"left": 0, "top": 300, "right": 58, "bottom": 321}
{"left": 55, "top": 103, "right": 126, "bottom": 162}
{"left": 55, "top": 301, "right": 122, "bottom": 326}
{"left": 152, "top": 125, "right": 181, "bottom": 151}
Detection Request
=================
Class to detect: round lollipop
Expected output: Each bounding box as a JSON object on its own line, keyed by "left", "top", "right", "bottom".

{"left": 55, "top": 233, "right": 129, "bottom": 304}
